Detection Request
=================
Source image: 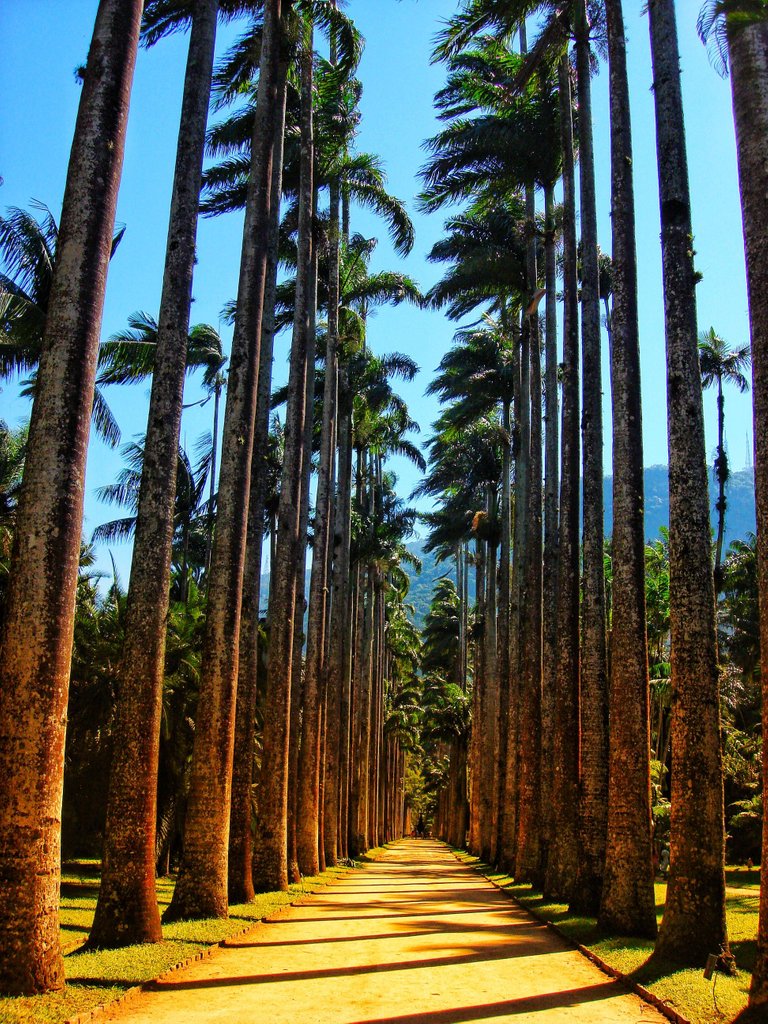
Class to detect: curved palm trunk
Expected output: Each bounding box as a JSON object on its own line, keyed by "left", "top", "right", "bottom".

{"left": 252, "top": 19, "right": 315, "bottom": 892}
{"left": 545, "top": 58, "right": 580, "bottom": 902}
{"left": 727, "top": 12, "right": 768, "bottom": 1007}
{"left": 89, "top": 0, "right": 219, "bottom": 949}
{"left": 571, "top": 2, "right": 609, "bottom": 915}
{"left": 598, "top": 0, "right": 656, "bottom": 938}
{"left": 164, "top": 0, "right": 286, "bottom": 922}
{"left": 648, "top": 0, "right": 728, "bottom": 964}
{"left": 228, "top": 61, "right": 288, "bottom": 904}
{"left": 0, "top": 0, "right": 142, "bottom": 992}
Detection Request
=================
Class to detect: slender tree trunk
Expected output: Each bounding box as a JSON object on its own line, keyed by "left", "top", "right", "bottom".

{"left": 499, "top": 313, "right": 524, "bottom": 872}
{"left": 480, "top": 492, "right": 499, "bottom": 865}
{"left": 714, "top": 378, "right": 727, "bottom": 590}
{"left": 598, "top": 0, "right": 656, "bottom": 938}
{"left": 252, "top": 19, "right": 315, "bottom": 893}
{"left": 323, "top": 377, "right": 353, "bottom": 864}
{"left": 515, "top": 302, "right": 543, "bottom": 886}
{"left": 205, "top": 381, "right": 221, "bottom": 578}
{"left": 496, "top": 397, "right": 511, "bottom": 860}
{"left": 0, "top": 0, "right": 142, "bottom": 992}
{"left": 648, "top": 0, "right": 728, "bottom": 963}
{"left": 228, "top": 58, "right": 288, "bottom": 904}
{"left": 540, "top": 181, "right": 559, "bottom": 886}
{"left": 90, "top": 0, "right": 220, "bottom": 949}
{"left": 297, "top": 196, "right": 339, "bottom": 875}
{"left": 726, "top": 11, "right": 768, "bottom": 1006}
{"left": 571, "top": 0, "right": 609, "bottom": 915}
{"left": 545, "top": 58, "right": 580, "bottom": 903}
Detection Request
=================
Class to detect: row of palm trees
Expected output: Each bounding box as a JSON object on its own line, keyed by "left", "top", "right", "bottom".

{"left": 0, "top": 0, "right": 426, "bottom": 993}
{"left": 413, "top": 0, "right": 768, "bottom": 1010}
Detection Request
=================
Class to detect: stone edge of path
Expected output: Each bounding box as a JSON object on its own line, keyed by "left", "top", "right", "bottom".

{"left": 62, "top": 871, "right": 355, "bottom": 1024}
{"left": 448, "top": 849, "right": 692, "bottom": 1024}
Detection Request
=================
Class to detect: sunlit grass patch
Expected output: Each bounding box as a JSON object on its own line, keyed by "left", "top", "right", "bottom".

{"left": 0, "top": 861, "right": 353, "bottom": 1024}
{"left": 456, "top": 849, "right": 756, "bottom": 1024}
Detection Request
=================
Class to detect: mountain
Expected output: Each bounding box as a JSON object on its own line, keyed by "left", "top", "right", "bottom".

{"left": 406, "top": 466, "right": 756, "bottom": 625}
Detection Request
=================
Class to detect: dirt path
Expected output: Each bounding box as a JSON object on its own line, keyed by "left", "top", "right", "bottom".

{"left": 105, "top": 840, "right": 667, "bottom": 1024}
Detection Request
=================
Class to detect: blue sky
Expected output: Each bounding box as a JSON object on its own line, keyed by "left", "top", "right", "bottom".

{"left": 0, "top": 0, "right": 755, "bottom": 582}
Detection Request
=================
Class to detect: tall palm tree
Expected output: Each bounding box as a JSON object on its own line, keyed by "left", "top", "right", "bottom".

{"left": 0, "top": 0, "right": 143, "bottom": 993}
{"left": 648, "top": 0, "right": 729, "bottom": 965}
{"left": 598, "top": 0, "right": 656, "bottom": 939}
{"left": 163, "top": 0, "right": 288, "bottom": 923}
{"left": 697, "top": 3, "right": 768, "bottom": 1002}
{"left": 87, "top": 0, "right": 229, "bottom": 949}
{"left": 698, "top": 326, "right": 751, "bottom": 590}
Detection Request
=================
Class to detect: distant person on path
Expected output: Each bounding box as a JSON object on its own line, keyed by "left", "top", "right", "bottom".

{"left": 416, "top": 814, "right": 425, "bottom": 838}
{"left": 659, "top": 846, "right": 670, "bottom": 877}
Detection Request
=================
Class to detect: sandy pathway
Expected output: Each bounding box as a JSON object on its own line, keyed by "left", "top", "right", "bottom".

{"left": 105, "top": 840, "right": 667, "bottom": 1024}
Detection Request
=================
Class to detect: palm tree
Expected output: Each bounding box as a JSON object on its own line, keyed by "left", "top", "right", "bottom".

{"left": 698, "top": 326, "right": 751, "bottom": 590}
{"left": 0, "top": 0, "right": 143, "bottom": 993}
{"left": 0, "top": 202, "right": 125, "bottom": 448}
{"left": 697, "top": 3, "right": 768, "bottom": 1003}
{"left": 648, "top": 0, "right": 729, "bottom": 965}
{"left": 163, "top": 0, "right": 288, "bottom": 924}
{"left": 252, "top": 8, "right": 317, "bottom": 893}
{"left": 88, "top": 2, "right": 227, "bottom": 950}
{"left": 598, "top": 0, "right": 656, "bottom": 938}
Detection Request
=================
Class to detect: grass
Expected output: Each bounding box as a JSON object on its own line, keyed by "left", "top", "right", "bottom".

{"left": 0, "top": 861, "right": 351, "bottom": 1024}
{"left": 454, "top": 851, "right": 759, "bottom": 1024}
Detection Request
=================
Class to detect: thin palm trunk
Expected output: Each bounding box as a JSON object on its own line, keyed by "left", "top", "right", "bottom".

{"left": 89, "top": 0, "right": 219, "bottom": 949}
{"left": 163, "top": 0, "right": 286, "bottom": 922}
{"left": 648, "top": 0, "right": 728, "bottom": 963}
{"left": 323, "top": 372, "right": 353, "bottom": 864}
{"left": 252, "top": 18, "right": 315, "bottom": 892}
{"left": 540, "top": 180, "right": 559, "bottom": 885}
{"left": 598, "top": 0, "right": 656, "bottom": 938}
{"left": 726, "top": 11, "right": 768, "bottom": 1006}
{"left": 205, "top": 382, "right": 221, "bottom": 577}
{"left": 515, "top": 300, "right": 543, "bottom": 886}
{"left": 297, "top": 189, "right": 339, "bottom": 873}
{"left": 228, "top": 60, "right": 288, "bottom": 904}
{"left": 480, "top": 488, "right": 499, "bottom": 865}
{"left": 0, "top": 0, "right": 142, "bottom": 992}
{"left": 545, "top": 57, "right": 580, "bottom": 903}
{"left": 572, "top": 0, "right": 609, "bottom": 915}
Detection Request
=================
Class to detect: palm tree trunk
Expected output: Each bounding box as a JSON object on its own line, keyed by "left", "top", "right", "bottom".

{"left": 252, "top": 17, "right": 315, "bottom": 893}
{"left": 89, "top": 0, "right": 220, "bottom": 949}
{"left": 515, "top": 301, "right": 543, "bottom": 886}
{"left": 648, "top": 0, "right": 728, "bottom": 963}
{"left": 496, "top": 397, "right": 511, "bottom": 859}
{"left": 598, "top": 0, "right": 656, "bottom": 938}
{"left": 297, "top": 194, "right": 339, "bottom": 876}
{"left": 545, "top": 58, "right": 580, "bottom": 903}
{"left": 714, "top": 378, "right": 727, "bottom": 589}
{"left": 0, "top": 0, "right": 142, "bottom": 991}
{"left": 163, "top": 0, "right": 287, "bottom": 922}
{"left": 571, "top": 0, "right": 609, "bottom": 915}
{"left": 228, "top": 57, "right": 288, "bottom": 904}
{"left": 480, "top": 488, "right": 499, "bottom": 865}
{"left": 323, "top": 375, "right": 353, "bottom": 864}
{"left": 726, "top": 11, "right": 768, "bottom": 1007}
{"left": 205, "top": 381, "right": 221, "bottom": 578}
{"left": 540, "top": 180, "right": 559, "bottom": 884}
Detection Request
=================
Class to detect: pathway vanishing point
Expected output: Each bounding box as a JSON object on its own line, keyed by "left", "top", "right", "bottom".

{"left": 104, "top": 840, "right": 668, "bottom": 1023}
